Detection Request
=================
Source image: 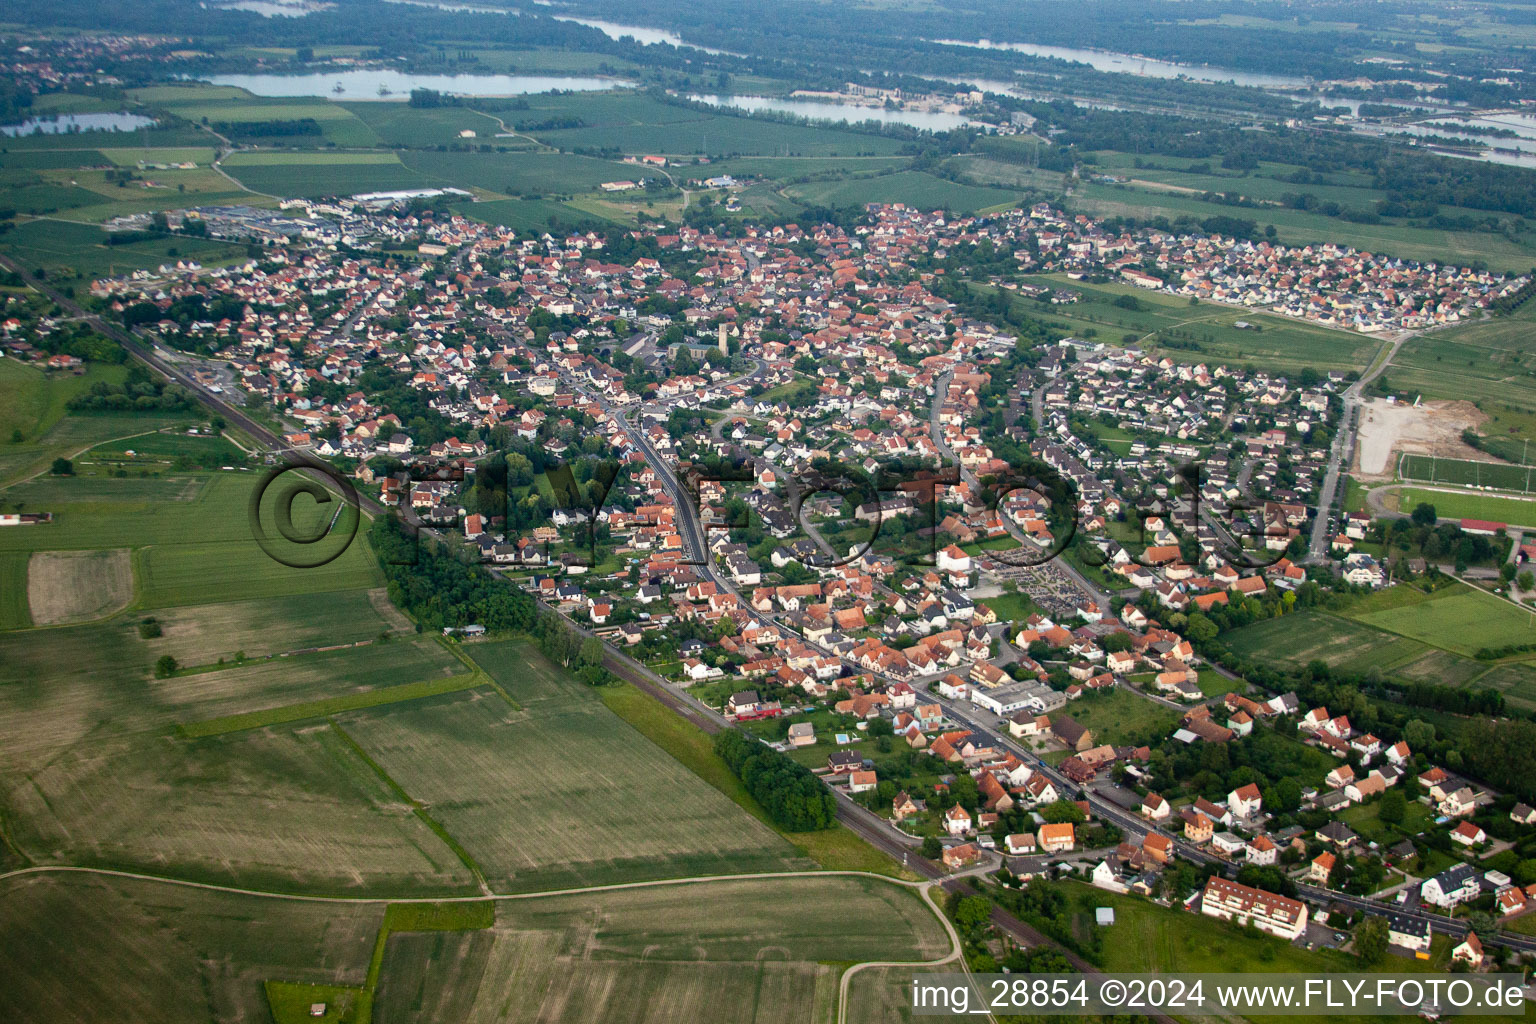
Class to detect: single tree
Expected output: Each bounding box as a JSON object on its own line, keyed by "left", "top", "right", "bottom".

{"left": 1354, "top": 915, "right": 1389, "bottom": 965}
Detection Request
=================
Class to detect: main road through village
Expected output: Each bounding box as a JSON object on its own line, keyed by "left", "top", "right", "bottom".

{"left": 14, "top": 254, "right": 1531, "bottom": 973}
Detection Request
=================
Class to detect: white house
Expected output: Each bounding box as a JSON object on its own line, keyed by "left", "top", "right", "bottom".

{"left": 1227, "top": 783, "right": 1263, "bottom": 819}
{"left": 1201, "top": 877, "right": 1307, "bottom": 940}
{"left": 1420, "top": 865, "right": 1481, "bottom": 909}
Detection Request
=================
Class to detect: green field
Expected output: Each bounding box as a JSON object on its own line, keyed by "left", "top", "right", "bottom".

{"left": 1342, "top": 582, "right": 1536, "bottom": 658}
{"left": 1001, "top": 275, "right": 1377, "bottom": 373}
{"left": 785, "top": 170, "right": 1022, "bottom": 214}
{"left": 399, "top": 149, "right": 640, "bottom": 195}
{"left": 336, "top": 640, "right": 811, "bottom": 892}
{"left": 0, "top": 471, "right": 382, "bottom": 606}
{"left": 522, "top": 92, "right": 911, "bottom": 157}
{"left": 0, "top": 550, "right": 30, "bottom": 629}
{"left": 0, "top": 217, "right": 248, "bottom": 283}
{"left": 1383, "top": 306, "right": 1536, "bottom": 430}
{"left": 1386, "top": 485, "right": 1536, "bottom": 527}
{"left": 1225, "top": 609, "right": 1432, "bottom": 674}
{"left": 220, "top": 150, "right": 437, "bottom": 198}
{"left": 456, "top": 196, "right": 617, "bottom": 231}
{"left": 0, "top": 360, "right": 206, "bottom": 487}
{"left": 1226, "top": 583, "right": 1536, "bottom": 706}
{"left": 1054, "top": 687, "right": 1178, "bottom": 746}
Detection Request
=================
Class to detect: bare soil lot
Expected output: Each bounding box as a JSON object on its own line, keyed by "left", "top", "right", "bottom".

{"left": 1354, "top": 398, "right": 1489, "bottom": 478}
{"left": 27, "top": 548, "right": 132, "bottom": 625}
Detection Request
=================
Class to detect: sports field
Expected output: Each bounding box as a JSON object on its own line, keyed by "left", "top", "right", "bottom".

{"left": 338, "top": 640, "right": 810, "bottom": 892}
{"left": 1399, "top": 454, "right": 1536, "bottom": 493}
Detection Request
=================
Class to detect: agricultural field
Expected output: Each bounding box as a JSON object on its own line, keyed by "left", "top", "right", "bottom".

{"left": 785, "top": 170, "right": 1021, "bottom": 214}
{"left": 372, "top": 876, "right": 949, "bottom": 1024}
{"left": 1385, "top": 485, "right": 1536, "bottom": 527}
{"left": 521, "top": 92, "right": 911, "bottom": 157}
{"left": 0, "top": 217, "right": 249, "bottom": 284}
{"left": 219, "top": 150, "right": 439, "bottom": 198}
{"left": 398, "top": 149, "right": 641, "bottom": 196}
{"left": 0, "top": 470, "right": 382, "bottom": 607}
{"left": 26, "top": 548, "right": 133, "bottom": 625}
{"left": 456, "top": 196, "right": 617, "bottom": 231}
{"left": 337, "top": 640, "right": 811, "bottom": 892}
{"left": 0, "top": 872, "right": 948, "bottom": 1024}
{"left": 1224, "top": 609, "right": 1432, "bottom": 674}
{"left": 1003, "top": 275, "right": 1377, "bottom": 373}
{"left": 0, "top": 358, "right": 168, "bottom": 485}
{"left": 0, "top": 550, "right": 29, "bottom": 628}
{"left": 0, "top": 874, "right": 384, "bottom": 1024}
{"left": 1225, "top": 583, "right": 1536, "bottom": 707}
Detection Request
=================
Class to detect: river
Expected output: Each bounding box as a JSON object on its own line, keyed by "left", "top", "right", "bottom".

{"left": 929, "top": 37, "right": 1311, "bottom": 90}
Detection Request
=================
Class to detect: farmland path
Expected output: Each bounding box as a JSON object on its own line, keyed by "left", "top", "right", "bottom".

{"left": 835, "top": 881, "right": 982, "bottom": 1024}
{"left": 0, "top": 862, "right": 940, "bottom": 903}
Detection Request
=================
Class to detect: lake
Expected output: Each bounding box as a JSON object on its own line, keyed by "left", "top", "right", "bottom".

{"left": 690, "top": 93, "right": 978, "bottom": 132}
{"left": 209, "top": 0, "right": 326, "bottom": 15}
{"left": 201, "top": 70, "right": 626, "bottom": 98}
{"left": 1, "top": 112, "right": 158, "bottom": 136}
{"left": 930, "top": 38, "right": 1311, "bottom": 91}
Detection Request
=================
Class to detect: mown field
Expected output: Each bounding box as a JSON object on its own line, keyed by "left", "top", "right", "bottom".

{"left": 339, "top": 640, "right": 810, "bottom": 892}
{"left": 373, "top": 875, "right": 949, "bottom": 1024}
{"left": 1225, "top": 582, "right": 1536, "bottom": 708}
{"left": 1341, "top": 582, "right": 1536, "bottom": 658}
{"left": 1052, "top": 687, "right": 1178, "bottom": 746}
